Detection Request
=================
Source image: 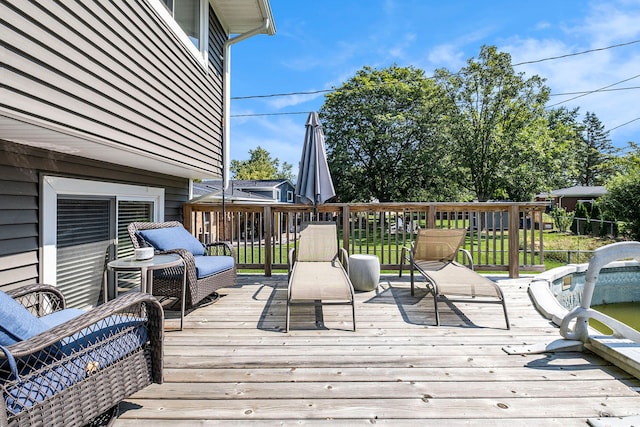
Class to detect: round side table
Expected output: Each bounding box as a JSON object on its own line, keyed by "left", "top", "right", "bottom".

{"left": 349, "top": 254, "right": 380, "bottom": 291}
{"left": 105, "top": 253, "right": 186, "bottom": 330}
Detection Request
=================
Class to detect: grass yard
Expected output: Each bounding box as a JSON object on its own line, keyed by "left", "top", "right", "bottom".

{"left": 234, "top": 221, "right": 627, "bottom": 273}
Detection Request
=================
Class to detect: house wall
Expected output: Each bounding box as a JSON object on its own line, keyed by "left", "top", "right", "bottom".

{"left": 1, "top": 0, "right": 226, "bottom": 176}
{"left": 0, "top": 141, "right": 189, "bottom": 291}
{"left": 279, "top": 182, "right": 295, "bottom": 203}
{"left": 0, "top": 1, "right": 232, "bottom": 295}
{"left": 559, "top": 197, "right": 600, "bottom": 212}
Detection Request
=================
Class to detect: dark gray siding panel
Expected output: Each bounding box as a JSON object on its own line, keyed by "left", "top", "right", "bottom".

{"left": 0, "top": 140, "right": 188, "bottom": 289}
{"left": 1, "top": 0, "right": 225, "bottom": 176}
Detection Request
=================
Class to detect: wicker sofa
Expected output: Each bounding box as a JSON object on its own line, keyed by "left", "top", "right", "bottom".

{"left": 1, "top": 283, "right": 164, "bottom": 427}
{"left": 127, "top": 221, "right": 236, "bottom": 309}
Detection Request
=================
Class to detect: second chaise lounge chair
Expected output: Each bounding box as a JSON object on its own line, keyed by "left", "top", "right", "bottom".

{"left": 287, "top": 222, "right": 356, "bottom": 332}
{"left": 400, "top": 228, "right": 510, "bottom": 329}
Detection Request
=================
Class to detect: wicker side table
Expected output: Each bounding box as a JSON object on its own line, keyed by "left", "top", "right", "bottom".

{"left": 349, "top": 254, "right": 380, "bottom": 291}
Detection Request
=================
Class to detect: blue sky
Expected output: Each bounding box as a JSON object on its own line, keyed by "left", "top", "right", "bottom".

{"left": 228, "top": 0, "right": 640, "bottom": 174}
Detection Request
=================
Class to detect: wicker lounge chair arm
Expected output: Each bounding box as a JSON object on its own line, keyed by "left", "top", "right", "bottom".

{"left": 4, "top": 291, "right": 164, "bottom": 364}
{"left": 5, "top": 283, "right": 66, "bottom": 314}
{"left": 204, "top": 241, "right": 235, "bottom": 257}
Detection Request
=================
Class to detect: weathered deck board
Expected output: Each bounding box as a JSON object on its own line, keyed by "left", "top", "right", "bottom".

{"left": 114, "top": 274, "right": 640, "bottom": 425}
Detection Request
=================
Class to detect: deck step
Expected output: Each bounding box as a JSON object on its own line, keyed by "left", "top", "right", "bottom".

{"left": 587, "top": 336, "right": 640, "bottom": 380}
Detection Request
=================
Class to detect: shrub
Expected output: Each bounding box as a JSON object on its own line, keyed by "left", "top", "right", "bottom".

{"left": 571, "top": 202, "right": 589, "bottom": 235}
{"left": 550, "top": 207, "right": 574, "bottom": 233}
{"left": 600, "top": 167, "right": 640, "bottom": 240}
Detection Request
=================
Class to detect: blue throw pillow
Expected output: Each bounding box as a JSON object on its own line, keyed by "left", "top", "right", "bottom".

{"left": 138, "top": 226, "right": 205, "bottom": 256}
{"left": 0, "top": 291, "right": 48, "bottom": 346}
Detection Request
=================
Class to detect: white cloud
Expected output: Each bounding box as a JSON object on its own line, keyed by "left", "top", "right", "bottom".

{"left": 573, "top": 1, "right": 640, "bottom": 46}
{"left": 424, "top": 44, "right": 467, "bottom": 72}
{"left": 266, "top": 91, "right": 325, "bottom": 109}
{"left": 500, "top": 0, "right": 640, "bottom": 147}
{"left": 230, "top": 113, "right": 309, "bottom": 169}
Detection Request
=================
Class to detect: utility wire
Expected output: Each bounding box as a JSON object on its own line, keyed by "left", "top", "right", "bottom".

{"left": 230, "top": 80, "right": 640, "bottom": 117}
{"left": 231, "top": 111, "right": 311, "bottom": 117}
{"left": 550, "top": 86, "right": 640, "bottom": 96}
{"left": 231, "top": 39, "right": 640, "bottom": 101}
{"left": 512, "top": 39, "right": 640, "bottom": 66}
{"left": 609, "top": 117, "right": 640, "bottom": 132}
{"left": 546, "top": 74, "right": 640, "bottom": 108}
{"left": 232, "top": 89, "right": 333, "bottom": 100}
{"left": 229, "top": 40, "right": 640, "bottom": 132}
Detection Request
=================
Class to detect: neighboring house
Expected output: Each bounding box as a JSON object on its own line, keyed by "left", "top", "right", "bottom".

{"left": 0, "top": 0, "right": 275, "bottom": 308}
{"left": 536, "top": 186, "right": 607, "bottom": 211}
{"left": 227, "top": 179, "right": 296, "bottom": 203}
{"left": 192, "top": 179, "right": 295, "bottom": 204}
{"left": 190, "top": 179, "right": 295, "bottom": 240}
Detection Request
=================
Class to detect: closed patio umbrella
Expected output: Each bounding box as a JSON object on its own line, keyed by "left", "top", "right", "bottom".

{"left": 295, "top": 111, "right": 335, "bottom": 218}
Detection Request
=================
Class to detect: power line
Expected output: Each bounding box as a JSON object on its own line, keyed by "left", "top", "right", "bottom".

{"left": 232, "top": 89, "right": 333, "bottom": 100}
{"left": 231, "top": 39, "right": 640, "bottom": 101}
{"left": 546, "top": 74, "right": 640, "bottom": 108}
{"left": 550, "top": 86, "right": 640, "bottom": 96}
{"left": 230, "top": 109, "right": 640, "bottom": 134}
{"left": 609, "top": 117, "right": 640, "bottom": 132}
{"left": 230, "top": 81, "right": 640, "bottom": 118}
{"left": 231, "top": 111, "right": 310, "bottom": 117}
{"left": 512, "top": 39, "right": 640, "bottom": 66}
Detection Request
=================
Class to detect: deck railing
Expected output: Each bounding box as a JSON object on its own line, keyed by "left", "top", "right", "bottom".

{"left": 183, "top": 202, "right": 548, "bottom": 278}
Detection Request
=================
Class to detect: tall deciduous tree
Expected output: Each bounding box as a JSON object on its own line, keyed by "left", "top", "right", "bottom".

{"left": 544, "top": 107, "right": 584, "bottom": 189}
{"left": 231, "top": 146, "right": 293, "bottom": 180}
{"left": 600, "top": 142, "right": 640, "bottom": 239}
{"left": 435, "top": 46, "right": 551, "bottom": 201}
{"left": 321, "top": 65, "right": 459, "bottom": 202}
{"left": 575, "top": 112, "right": 618, "bottom": 186}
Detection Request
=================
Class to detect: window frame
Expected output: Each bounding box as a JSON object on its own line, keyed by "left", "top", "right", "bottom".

{"left": 150, "top": 0, "right": 209, "bottom": 67}
{"left": 41, "top": 176, "right": 164, "bottom": 287}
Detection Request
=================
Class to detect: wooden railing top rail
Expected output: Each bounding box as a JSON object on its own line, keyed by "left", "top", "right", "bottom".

{"left": 186, "top": 201, "right": 548, "bottom": 212}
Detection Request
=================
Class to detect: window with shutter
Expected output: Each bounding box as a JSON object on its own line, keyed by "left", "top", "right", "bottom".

{"left": 42, "top": 177, "right": 164, "bottom": 308}
{"left": 56, "top": 198, "right": 113, "bottom": 309}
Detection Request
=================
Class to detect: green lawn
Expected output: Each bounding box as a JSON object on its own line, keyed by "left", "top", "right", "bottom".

{"left": 236, "top": 229, "right": 625, "bottom": 273}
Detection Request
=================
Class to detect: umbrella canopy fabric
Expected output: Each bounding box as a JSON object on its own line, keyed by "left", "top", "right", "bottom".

{"left": 295, "top": 112, "right": 336, "bottom": 210}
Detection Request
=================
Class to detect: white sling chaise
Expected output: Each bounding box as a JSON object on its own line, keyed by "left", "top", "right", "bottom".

{"left": 286, "top": 222, "right": 356, "bottom": 332}
{"left": 401, "top": 228, "right": 510, "bottom": 329}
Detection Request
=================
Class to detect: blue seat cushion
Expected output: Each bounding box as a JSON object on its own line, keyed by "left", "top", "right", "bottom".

{"left": 137, "top": 226, "right": 205, "bottom": 256}
{"left": 194, "top": 255, "right": 235, "bottom": 279}
{"left": 40, "top": 308, "right": 85, "bottom": 329}
{"left": 3, "top": 314, "right": 148, "bottom": 416}
{"left": 0, "top": 291, "right": 48, "bottom": 346}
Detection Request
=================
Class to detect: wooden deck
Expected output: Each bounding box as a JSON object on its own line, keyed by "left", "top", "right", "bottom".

{"left": 115, "top": 274, "right": 640, "bottom": 426}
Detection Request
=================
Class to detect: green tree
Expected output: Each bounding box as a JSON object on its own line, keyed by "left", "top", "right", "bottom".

{"left": 435, "top": 45, "right": 551, "bottom": 201}
{"left": 321, "top": 65, "right": 461, "bottom": 202}
{"left": 544, "top": 107, "right": 584, "bottom": 189}
{"left": 231, "top": 146, "right": 293, "bottom": 180}
{"left": 575, "top": 112, "right": 618, "bottom": 186}
{"left": 600, "top": 143, "right": 640, "bottom": 239}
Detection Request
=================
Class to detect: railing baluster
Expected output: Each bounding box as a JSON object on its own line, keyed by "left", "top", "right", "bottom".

{"left": 183, "top": 202, "right": 546, "bottom": 278}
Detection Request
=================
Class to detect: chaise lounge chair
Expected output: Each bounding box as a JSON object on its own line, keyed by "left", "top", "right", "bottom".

{"left": 400, "top": 228, "right": 510, "bottom": 329}
{"left": 286, "top": 222, "right": 356, "bottom": 332}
